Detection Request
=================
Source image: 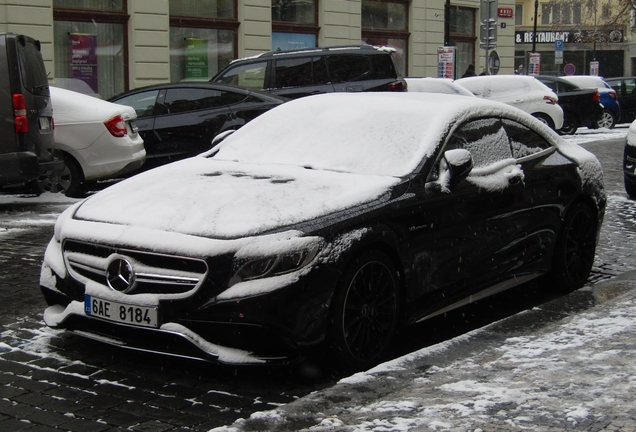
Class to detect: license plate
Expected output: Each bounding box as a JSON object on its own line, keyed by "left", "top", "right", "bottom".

{"left": 39, "top": 117, "right": 51, "bottom": 130}
{"left": 84, "top": 295, "right": 159, "bottom": 328}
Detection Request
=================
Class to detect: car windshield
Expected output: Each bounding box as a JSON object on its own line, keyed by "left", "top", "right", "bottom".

{"left": 210, "top": 93, "right": 452, "bottom": 177}
{"left": 563, "top": 76, "right": 609, "bottom": 89}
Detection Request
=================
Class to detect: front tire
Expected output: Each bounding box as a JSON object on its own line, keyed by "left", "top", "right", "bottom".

{"left": 329, "top": 250, "right": 400, "bottom": 371}
{"left": 597, "top": 109, "right": 616, "bottom": 129}
{"left": 549, "top": 202, "right": 598, "bottom": 292}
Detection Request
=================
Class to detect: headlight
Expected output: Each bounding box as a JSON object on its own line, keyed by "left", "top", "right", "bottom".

{"left": 230, "top": 245, "right": 320, "bottom": 286}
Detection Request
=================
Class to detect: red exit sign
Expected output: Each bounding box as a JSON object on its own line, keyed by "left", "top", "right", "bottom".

{"left": 498, "top": 7, "right": 514, "bottom": 18}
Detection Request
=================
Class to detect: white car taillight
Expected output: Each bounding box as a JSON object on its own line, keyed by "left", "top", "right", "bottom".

{"left": 104, "top": 115, "right": 128, "bottom": 137}
{"left": 543, "top": 95, "right": 558, "bottom": 105}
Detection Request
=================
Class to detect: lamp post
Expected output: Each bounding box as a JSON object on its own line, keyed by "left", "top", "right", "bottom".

{"left": 532, "top": 0, "right": 538, "bottom": 53}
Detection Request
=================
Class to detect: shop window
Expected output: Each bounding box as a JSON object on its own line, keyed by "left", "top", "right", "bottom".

{"left": 169, "top": 0, "right": 238, "bottom": 82}
{"left": 271, "top": 0, "right": 318, "bottom": 51}
{"left": 53, "top": 2, "right": 127, "bottom": 99}
{"left": 361, "top": 0, "right": 408, "bottom": 76}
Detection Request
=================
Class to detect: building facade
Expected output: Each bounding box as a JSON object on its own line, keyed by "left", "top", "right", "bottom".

{"left": 1, "top": 0, "right": 517, "bottom": 99}
{"left": 514, "top": 0, "right": 634, "bottom": 77}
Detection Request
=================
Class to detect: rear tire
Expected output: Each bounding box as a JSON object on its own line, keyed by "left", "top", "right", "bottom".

{"left": 33, "top": 155, "right": 84, "bottom": 197}
{"left": 548, "top": 202, "right": 598, "bottom": 293}
{"left": 597, "top": 109, "right": 616, "bottom": 129}
{"left": 329, "top": 250, "right": 400, "bottom": 371}
{"left": 558, "top": 117, "right": 578, "bottom": 135}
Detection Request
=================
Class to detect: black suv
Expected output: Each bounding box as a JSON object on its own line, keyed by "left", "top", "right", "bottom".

{"left": 211, "top": 44, "right": 406, "bottom": 99}
{"left": 0, "top": 33, "right": 62, "bottom": 186}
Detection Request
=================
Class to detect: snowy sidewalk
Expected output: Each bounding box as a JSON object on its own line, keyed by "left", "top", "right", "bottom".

{"left": 214, "top": 272, "right": 636, "bottom": 432}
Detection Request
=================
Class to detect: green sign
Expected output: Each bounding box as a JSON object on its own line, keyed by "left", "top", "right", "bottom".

{"left": 185, "top": 39, "right": 208, "bottom": 80}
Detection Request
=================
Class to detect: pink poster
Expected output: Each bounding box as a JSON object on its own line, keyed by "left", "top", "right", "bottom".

{"left": 69, "top": 34, "right": 98, "bottom": 93}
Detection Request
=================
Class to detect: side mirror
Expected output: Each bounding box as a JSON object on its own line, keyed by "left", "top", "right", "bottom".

{"left": 444, "top": 149, "right": 473, "bottom": 185}
{"left": 211, "top": 129, "right": 235, "bottom": 148}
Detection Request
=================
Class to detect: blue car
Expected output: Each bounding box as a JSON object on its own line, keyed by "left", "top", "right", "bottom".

{"left": 561, "top": 75, "right": 621, "bottom": 129}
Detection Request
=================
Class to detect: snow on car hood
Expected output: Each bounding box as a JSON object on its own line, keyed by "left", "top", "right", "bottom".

{"left": 72, "top": 157, "right": 401, "bottom": 239}
{"left": 50, "top": 86, "right": 137, "bottom": 124}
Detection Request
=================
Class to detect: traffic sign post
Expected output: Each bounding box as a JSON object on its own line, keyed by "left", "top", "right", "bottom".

{"left": 555, "top": 38, "right": 563, "bottom": 65}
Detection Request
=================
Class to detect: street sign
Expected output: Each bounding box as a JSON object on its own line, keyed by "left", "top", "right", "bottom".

{"left": 481, "top": 0, "right": 499, "bottom": 24}
{"left": 489, "top": 50, "right": 500, "bottom": 75}
{"left": 480, "top": 24, "right": 497, "bottom": 43}
{"left": 564, "top": 63, "right": 576, "bottom": 75}
{"left": 555, "top": 38, "right": 564, "bottom": 65}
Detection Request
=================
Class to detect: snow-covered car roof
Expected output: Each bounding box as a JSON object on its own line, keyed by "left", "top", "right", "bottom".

{"left": 68, "top": 93, "right": 572, "bottom": 240}
{"left": 455, "top": 75, "right": 554, "bottom": 100}
{"left": 405, "top": 77, "right": 475, "bottom": 97}
{"left": 50, "top": 86, "right": 137, "bottom": 124}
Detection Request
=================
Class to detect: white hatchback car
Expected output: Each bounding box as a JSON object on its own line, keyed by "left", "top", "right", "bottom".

{"left": 455, "top": 75, "right": 564, "bottom": 130}
{"left": 36, "top": 87, "right": 146, "bottom": 196}
{"left": 405, "top": 77, "right": 475, "bottom": 97}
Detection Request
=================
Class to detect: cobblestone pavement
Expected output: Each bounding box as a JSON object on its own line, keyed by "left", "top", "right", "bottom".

{"left": 0, "top": 135, "right": 634, "bottom": 431}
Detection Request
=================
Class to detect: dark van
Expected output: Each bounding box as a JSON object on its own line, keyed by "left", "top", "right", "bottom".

{"left": 0, "top": 33, "right": 61, "bottom": 186}
{"left": 211, "top": 44, "right": 406, "bottom": 99}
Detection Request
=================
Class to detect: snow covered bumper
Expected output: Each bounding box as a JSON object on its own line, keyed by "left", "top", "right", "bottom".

{"left": 39, "top": 222, "right": 337, "bottom": 366}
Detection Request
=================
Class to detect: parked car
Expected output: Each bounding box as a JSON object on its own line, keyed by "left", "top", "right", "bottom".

{"left": 560, "top": 75, "right": 621, "bottom": 129}
{"left": 604, "top": 76, "right": 636, "bottom": 124}
{"left": 455, "top": 75, "right": 564, "bottom": 130}
{"left": 536, "top": 75, "right": 604, "bottom": 135}
{"left": 40, "top": 93, "right": 605, "bottom": 371}
{"left": 0, "top": 33, "right": 63, "bottom": 186}
{"left": 405, "top": 77, "right": 475, "bottom": 96}
{"left": 623, "top": 119, "right": 636, "bottom": 198}
{"left": 109, "top": 83, "right": 286, "bottom": 170}
{"left": 211, "top": 44, "right": 407, "bottom": 99}
{"left": 32, "top": 87, "right": 145, "bottom": 197}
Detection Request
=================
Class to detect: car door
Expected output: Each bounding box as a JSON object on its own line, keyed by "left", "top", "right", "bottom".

{"left": 150, "top": 87, "right": 234, "bottom": 164}
{"left": 405, "top": 118, "right": 539, "bottom": 320}
{"left": 610, "top": 78, "right": 636, "bottom": 123}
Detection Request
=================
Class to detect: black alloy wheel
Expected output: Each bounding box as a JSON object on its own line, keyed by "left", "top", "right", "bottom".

{"left": 329, "top": 250, "right": 400, "bottom": 371}
{"left": 550, "top": 201, "right": 598, "bottom": 292}
{"left": 558, "top": 117, "right": 578, "bottom": 135}
{"left": 34, "top": 154, "right": 83, "bottom": 197}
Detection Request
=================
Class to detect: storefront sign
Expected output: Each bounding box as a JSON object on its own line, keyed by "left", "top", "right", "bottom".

{"left": 590, "top": 61, "right": 599, "bottom": 76}
{"left": 515, "top": 29, "right": 623, "bottom": 45}
{"left": 272, "top": 33, "right": 316, "bottom": 51}
{"left": 497, "top": 8, "right": 513, "bottom": 18}
{"left": 185, "top": 39, "right": 208, "bottom": 80}
{"left": 437, "top": 46, "right": 456, "bottom": 79}
{"left": 69, "top": 34, "right": 98, "bottom": 93}
{"left": 528, "top": 52, "right": 540, "bottom": 75}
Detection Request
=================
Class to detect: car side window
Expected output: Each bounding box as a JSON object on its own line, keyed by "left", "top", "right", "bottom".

{"left": 626, "top": 79, "right": 636, "bottom": 95}
{"left": 163, "top": 88, "right": 230, "bottom": 114}
{"left": 446, "top": 118, "right": 512, "bottom": 168}
{"left": 274, "top": 57, "right": 329, "bottom": 88}
{"left": 216, "top": 62, "right": 267, "bottom": 90}
{"left": 326, "top": 55, "right": 372, "bottom": 83}
{"left": 502, "top": 119, "right": 552, "bottom": 158}
{"left": 113, "top": 90, "right": 160, "bottom": 118}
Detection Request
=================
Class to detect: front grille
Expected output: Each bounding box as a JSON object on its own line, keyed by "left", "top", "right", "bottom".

{"left": 63, "top": 240, "right": 208, "bottom": 295}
